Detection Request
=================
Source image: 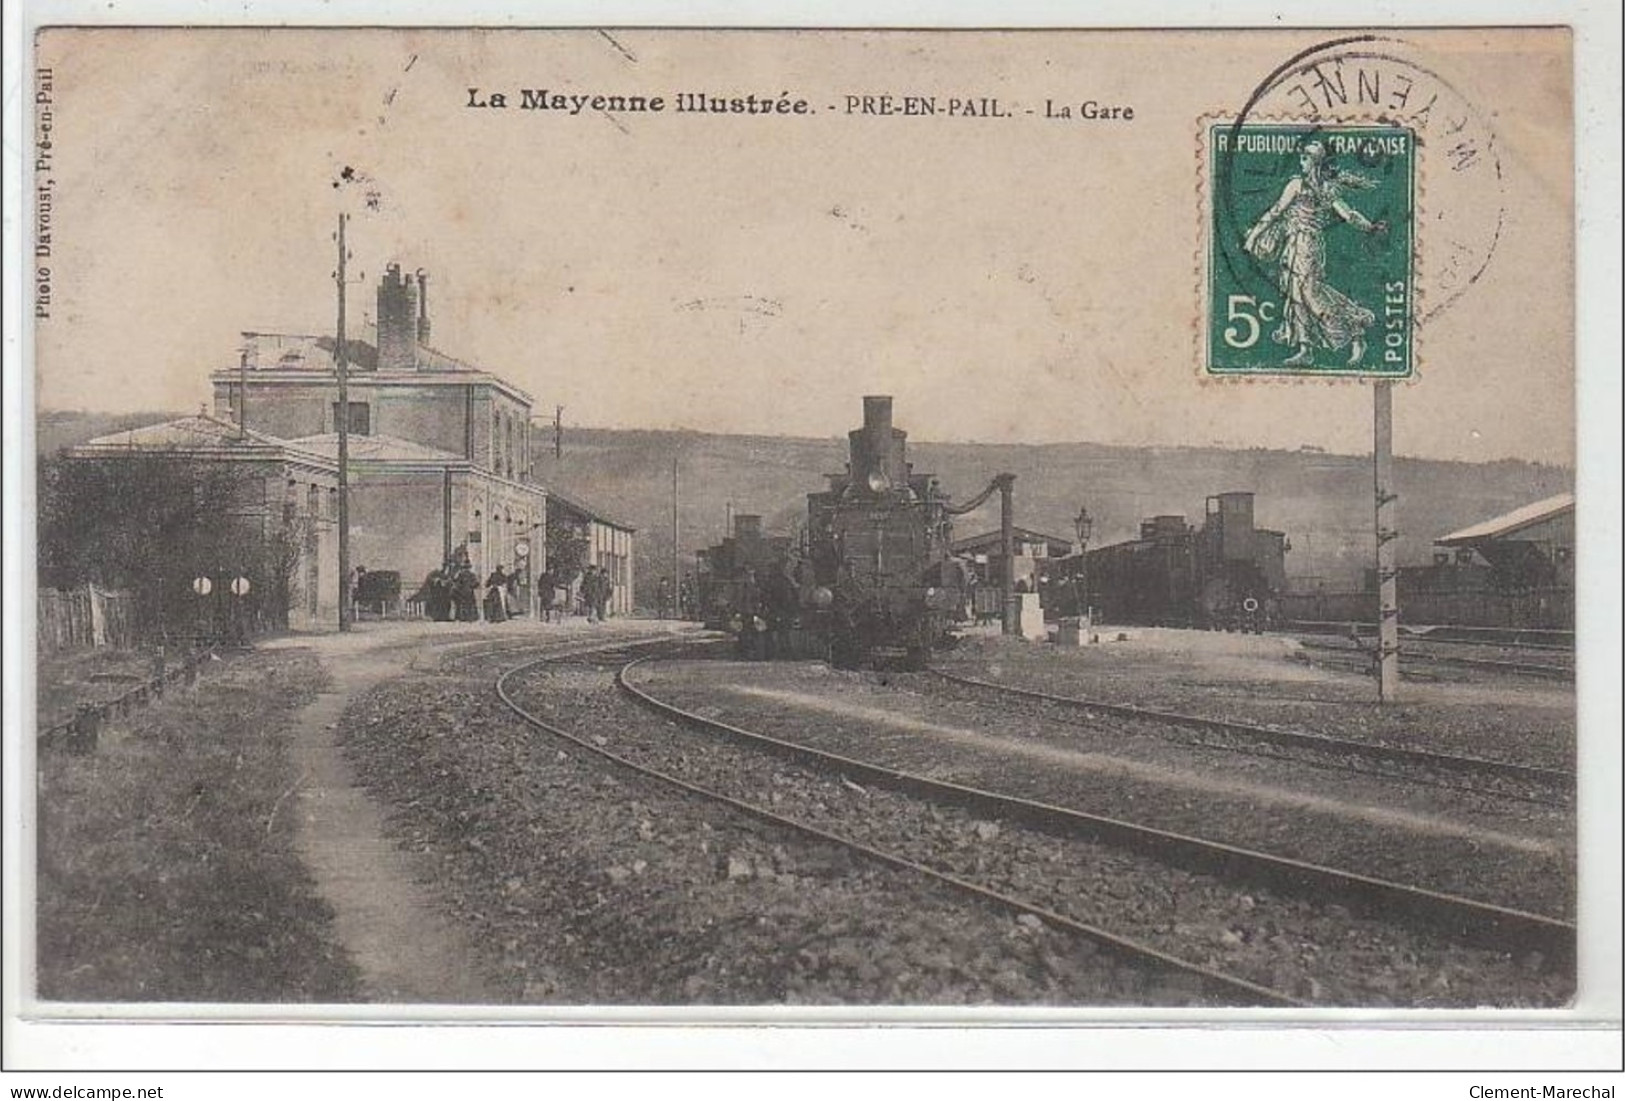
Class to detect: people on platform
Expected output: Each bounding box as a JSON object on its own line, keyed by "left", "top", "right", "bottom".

{"left": 484, "top": 565, "right": 510, "bottom": 623}
{"left": 418, "top": 566, "right": 452, "bottom": 621}
{"left": 536, "top": 569, "right": 556, "bottom": 623}
{"left": 503, "top": 569, "right": 519, "bottom": 619}
{"left": 579, "top": 564, "right": 612, "bottom": 623}
{"left": 452, "top": 552, "right": 479, "bottom": 622}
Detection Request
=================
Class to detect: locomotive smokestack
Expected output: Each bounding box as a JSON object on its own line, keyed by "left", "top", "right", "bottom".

{"left": 863, "top": 395, "right": 893, "bottom": 437}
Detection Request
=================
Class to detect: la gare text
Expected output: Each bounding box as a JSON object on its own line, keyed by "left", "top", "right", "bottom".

{"left": 465, "top": 89, "right": 1135, "bottom": 121}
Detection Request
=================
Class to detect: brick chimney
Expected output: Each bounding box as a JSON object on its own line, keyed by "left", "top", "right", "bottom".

{"left": 415, "top": 269, "right": 432, "bottom": 346}
{"left": 376, "top": 263, "right": 419, "bottom": 371}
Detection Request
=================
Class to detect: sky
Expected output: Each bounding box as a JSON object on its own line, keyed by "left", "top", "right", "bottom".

{"left": 32, "top": 27, "right": 1577, "bottom": 464}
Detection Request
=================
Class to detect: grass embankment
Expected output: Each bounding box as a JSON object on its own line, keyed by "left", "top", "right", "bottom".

{"left": 35, "top": 647, "right": 165, "bottom": 731}
{"left": 36, "top": 649, "right": 362, "bottom": 1002}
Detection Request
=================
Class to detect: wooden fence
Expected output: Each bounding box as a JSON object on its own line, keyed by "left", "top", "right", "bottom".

{"left": 37, "top": 584, "right": 137, "bottom": 654}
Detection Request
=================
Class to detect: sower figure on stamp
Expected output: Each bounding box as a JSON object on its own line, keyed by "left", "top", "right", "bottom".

{"left": 1244, "top": 139, "right": 1388, "bottom": 367}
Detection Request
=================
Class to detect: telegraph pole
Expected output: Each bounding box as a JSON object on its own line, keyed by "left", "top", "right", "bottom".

{"left": 554, "top": 405, "right": 563, "bottom": 460}
{"left": 672, "top": 456, "right": 681, "bottom": 602}
{"left": 998, "top": 474, "right": 1017, "bottom": 637}
{"left": 1374, "top": 382, "right": 1399, "bottom": 700}
{"left": 237, "top": 347, "right": 249, "bottom": 439}
{"left": 335, "top": 213, "right": 352, "bottom": 632}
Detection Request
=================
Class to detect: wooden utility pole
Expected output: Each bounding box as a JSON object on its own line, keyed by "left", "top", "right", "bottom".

{"left": 554, "top": 405, "right": 563, "bottom": 459}
{"left": 672, "top": 456, "right": 681, "bottom": 600}
{"left": 237, "top": 347, "right": 249, "bottom": 439}
{"left": 1374, "top": 382, "right": 1399, "bottom": 700}
{"left": 998, "top": 474, "right": 1017, "bottom": 637}
{"left": 336, "top": 213, "right": 352, "bottom": 632}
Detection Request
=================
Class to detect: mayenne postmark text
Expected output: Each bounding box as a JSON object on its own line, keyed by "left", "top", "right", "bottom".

{"left": 1200, "top": 35, "right": 1507, "bottom": 380}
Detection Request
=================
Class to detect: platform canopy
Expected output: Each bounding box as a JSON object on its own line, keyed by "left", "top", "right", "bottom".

{"left": 1435, "top": 493, "right": 1575, "bottom": 546}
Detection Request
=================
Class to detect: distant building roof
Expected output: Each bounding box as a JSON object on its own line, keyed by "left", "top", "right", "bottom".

{"left": 285, "top": 432, "right": 468, "bottom": 465}
{"left": 69, "top": 414, "right": 331, "bottom": 468}
{"left": 547, "top": 487, "right": 637, "bottom": 533}
{"left": 952, "top": 527, "right": 1076, "bottom": 555}
{"left": 1435, "top": 493, "right": 1575, "bottom": 545}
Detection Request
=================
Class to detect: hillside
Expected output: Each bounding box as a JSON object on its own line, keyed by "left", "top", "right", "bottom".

{"left": 36, "top": 410, "right": 1574, "bottom": 603}
{"left": 537, "top": 428, "right": 1574, "bottom": 600}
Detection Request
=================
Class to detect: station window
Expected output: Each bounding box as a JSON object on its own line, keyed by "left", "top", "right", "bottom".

{"left": 332, "top": 401, "right": 371, "bottom": 436}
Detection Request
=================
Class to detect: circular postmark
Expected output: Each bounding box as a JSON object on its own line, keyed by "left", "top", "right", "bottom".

{"left": 1220, "top": 35, "right": 1506, "bottom": 329}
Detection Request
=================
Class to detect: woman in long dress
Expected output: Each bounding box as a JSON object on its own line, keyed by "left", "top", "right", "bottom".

{"left": 1244, "top": 140, "right": 1388, "bottom": 367}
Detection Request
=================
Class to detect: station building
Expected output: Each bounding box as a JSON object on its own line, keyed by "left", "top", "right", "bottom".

{"left": 1434, "top": 493, "right": 1575, "bottom": 591}
{"left": 68, "top": 414, "right": 341, "bottom": 632}
{"left": 951, "top": 526, "right": 1077, "bottom": 593}
{"left": 70, "top": 262, "right": 635, "bottom": 627}
{"left": 547, "top": 490, "right": 637, "bottom": 617}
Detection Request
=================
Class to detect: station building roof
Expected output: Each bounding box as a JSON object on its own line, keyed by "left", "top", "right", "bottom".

{"left": 217, "top": 327, "right": 536, "bottom": 406}
{"left": 70, "top": 413, "right": 334, "bottom": 469}
{"left": 284, "top": 432, "right": 469, "bottom": 466}
{"left": 1435, "top": 493, "right": 1575, "bottom": 546}
{"left": 547, "top": 487, "right": 637, "bottom": 533}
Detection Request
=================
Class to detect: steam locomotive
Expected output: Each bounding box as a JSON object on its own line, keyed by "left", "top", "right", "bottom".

{"left": 1042, "top": 492, "right": 1288, "bottom": 632}
{"left": 695, "top": 396, "right": 993, "bottom": 668}
{"left": 804, "top": 396, "right": 987, "bottom": 668}
{"left": 693, "top": 514, "right": 794, "bottom": 632}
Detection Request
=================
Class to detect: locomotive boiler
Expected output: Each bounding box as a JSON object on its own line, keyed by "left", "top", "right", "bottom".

{"left": 804, "top": 396, "right": 1003, "bottom": 668}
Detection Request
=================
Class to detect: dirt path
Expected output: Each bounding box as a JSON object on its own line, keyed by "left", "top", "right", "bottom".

{"left": 267, "top": 626, "right": 498, "bottom": 1003}
{"left": 262, "top": 618, "right": 695, "bottom": 1004}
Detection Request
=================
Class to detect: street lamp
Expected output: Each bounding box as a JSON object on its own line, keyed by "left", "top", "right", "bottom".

{"left": 1072, "top": 506, "right": 1093, "bottom": 623}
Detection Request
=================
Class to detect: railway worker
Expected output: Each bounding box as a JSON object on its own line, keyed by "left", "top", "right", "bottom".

{"left": 657, "top": 576, "right": 673, "bottom": 620}
{"left": 592, "top": 566, "right": 613, "bottom": 622}
{"left": 581, "top": 565, "right": 603, "bottom": 623}
{"left": 504, "top": 569, "right": 520, "bottom": 619}
{"left": 535, "top": 569, "right": 556, "bottom": 623}
{"left": 417, "top": 567, "right": 448, "bottom": 622}
{"left": 348, "top": 565, "right": 367, "bottom": 620}
{"left": 484, "top": 565, "right": 510, "bottom": 623}
{"left": 452, "top": 560, "right": 479, "bottom": 622}
{"left": 761, "top": 563, "right": 799, "bottom": 659}
{"left": 577, "top": 569, "right": 593, "bottom": 621}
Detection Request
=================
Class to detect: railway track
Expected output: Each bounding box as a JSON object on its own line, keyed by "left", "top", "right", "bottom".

{"left": 566, "top": 653, "right": 1575, "bottom": 1006}
{"left": 1293, "top": 638, "right": 1575, "bottom": 682}
{"left": 495, "top": 644, "right": 1306, "bottom": 1007}
{"left": 927, "top": 668, "right": 1576, "bottom": 806}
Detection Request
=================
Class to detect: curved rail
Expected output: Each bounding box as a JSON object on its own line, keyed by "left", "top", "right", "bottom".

{"left": 930, "top": 669, "right": 1575, "bottom": 792}
{"left": 621, "top": 658, "right": 1575, "bottom": 971}
{"left": 494, "top": 652, "right": 1307, "bottom": 1007}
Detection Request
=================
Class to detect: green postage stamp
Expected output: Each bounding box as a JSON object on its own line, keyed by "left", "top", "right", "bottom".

{"left": 1205, "top": 124, "right": 1415, "bottom": 379}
